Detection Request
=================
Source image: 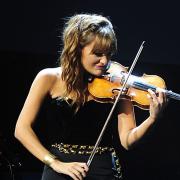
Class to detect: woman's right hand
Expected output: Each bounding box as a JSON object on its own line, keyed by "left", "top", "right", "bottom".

{"left": 50, "top": 159, "right": 89, "bottom": 180}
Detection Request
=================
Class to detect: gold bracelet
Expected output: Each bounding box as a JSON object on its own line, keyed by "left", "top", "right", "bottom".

{"left": 43, "top": 153, "right": 57, "bottom": 166}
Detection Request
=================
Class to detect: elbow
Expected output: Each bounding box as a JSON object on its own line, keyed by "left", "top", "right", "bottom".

{"left": 120, "top": 138, "right": 137, "bottom": 150}
{"left": 14, "top": 122, "right": 27, "bottom": 141}
{"left": 121, "top": 141, "right": 131, "bottom": 151}
{"left": 122, "top": 143, "right": 134, "bottom": 151}
{"left": 14, "top": 124, "right": 21, "bottom": 140}
{"left": 120, "top": 132, "right": 134, "bottom": 151}
{"left": 14, "top": 121, "right": 33, "bottom": 142}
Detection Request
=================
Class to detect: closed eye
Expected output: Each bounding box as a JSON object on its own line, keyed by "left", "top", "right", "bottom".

{"left": 94, "top": 52, "right": 104, "bottom": 57}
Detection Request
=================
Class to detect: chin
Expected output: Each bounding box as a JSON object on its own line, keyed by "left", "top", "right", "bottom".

{"left": 92, "top": 70, "right": 104, "bottom": 77}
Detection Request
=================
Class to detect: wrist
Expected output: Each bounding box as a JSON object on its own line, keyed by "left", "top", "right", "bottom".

{"left": 148, "top": 115, "right": 156, "bottom": 124}
{"left": 43, "top": 153, "right": 57, "bottom": 167}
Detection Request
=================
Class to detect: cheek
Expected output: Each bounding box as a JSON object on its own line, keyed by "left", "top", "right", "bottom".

{"left": 81, "top": 56, "right": 89, "bottom": 70}
{"left": 81, "top": 54, "right": 95, "bottom": 67}
{"left": 81, "top": 58, "right": 92, "bottom": 70}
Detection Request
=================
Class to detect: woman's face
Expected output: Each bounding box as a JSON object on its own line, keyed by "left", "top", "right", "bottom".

{"left": 81, "top": 39, "right": 110, "bottom": 76}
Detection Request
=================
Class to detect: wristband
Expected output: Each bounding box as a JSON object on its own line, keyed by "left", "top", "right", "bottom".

{"left": 43, "top": 153, "right": 57, "bottom": 166}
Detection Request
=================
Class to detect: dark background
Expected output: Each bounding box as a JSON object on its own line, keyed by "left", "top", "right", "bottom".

{"left": 1, "top": 0, "right": 180, "bottom": 180}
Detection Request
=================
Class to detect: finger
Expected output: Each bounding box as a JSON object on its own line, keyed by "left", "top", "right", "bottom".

{"left": 157, "top": 88, "right": 168, "bottom": 106}
{"left": 166, "top": 97, "right": 169, "bottom": 104}
{"left": 166, "top": 91, "right": 172, "bottom": 104}
{"left": 74, "top": 166, "right": 86, "bottom": 177}
{"left": 156, "top": 88, "right": 164, "bottom": 104}
{"left": 80, "top": 163, "right": 89, "bottom": 172}
{"left": 147, "top": 93, "right": 153, "bottom": 102}
{"left": 148, "top": 89, "right": 156, "bottom": 98}
{"left": 163, "top": 91, "right": 168, "bottom": 105}
{"left": 70, "top": 168, "right": 82, "bottom": 180}
{"left": 148, "top": 89, "right": 158, "bottom": 103}
{"left": 162, "top": 92, "right": 167, "bottom": 105}
{"left": 68, "top": 171, "right": 79, "bottom": 180}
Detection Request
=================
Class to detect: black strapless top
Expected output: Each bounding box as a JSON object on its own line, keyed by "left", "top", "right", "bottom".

{"left": 43, "top": 96, "right": 118, "bottom": 147}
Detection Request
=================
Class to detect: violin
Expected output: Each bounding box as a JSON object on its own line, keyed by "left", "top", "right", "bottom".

{"left": 88, "top": 61, "right": 180, "bottom": 110}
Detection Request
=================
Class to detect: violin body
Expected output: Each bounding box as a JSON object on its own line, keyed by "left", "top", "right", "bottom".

{"left": 88, "top": 61, "right": 180, "bottom": 110}
{"left": 88, "top": 62, "right": 127, "bottom": 101}
{"left": 127, "top": 73, "right": 166, "bottom": 109}
{"left": 88, "top": 62, "right": 128, "bottom": 102}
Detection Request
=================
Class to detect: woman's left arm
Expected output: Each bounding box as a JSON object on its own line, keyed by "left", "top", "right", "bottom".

{"left": 118, "top": 89, "right": 167, "bottom": 150}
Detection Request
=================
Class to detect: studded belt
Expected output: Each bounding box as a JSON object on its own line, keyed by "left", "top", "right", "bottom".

{"left": 51, "top": 142, "right": 122, "bottom": 179}
{"left": 52, "top": 143, "right": 114, "bottom": 155}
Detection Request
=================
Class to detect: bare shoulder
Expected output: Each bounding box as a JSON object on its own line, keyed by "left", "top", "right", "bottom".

{"left": 32, "top": 67, "right": 63, "bottom": 98}
{"left": 37, "top": 67, "right": 61, "bottom": 78}
{"left": 34, "top": 67, "right": 61, "bottom": 84}
{"left": 35, "top": 67, "right": 64, "bottom": 98}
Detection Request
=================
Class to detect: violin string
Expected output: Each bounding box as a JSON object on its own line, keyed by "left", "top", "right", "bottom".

{"left": 133, "top": 81, "right": 180, "bottom": 100}
{"left": 133, "top": 81, "right": 156, "bottom": 91}
{"left": 166, "top": 91, "right": 180, "bottom": 100}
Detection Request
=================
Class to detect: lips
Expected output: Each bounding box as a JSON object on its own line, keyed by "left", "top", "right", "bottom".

{"left": 95, "top": 65, "right": 105, "bottom": 70}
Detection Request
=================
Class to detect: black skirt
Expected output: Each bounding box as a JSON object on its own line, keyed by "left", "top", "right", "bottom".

{"left": 41, "top": 146, "right": 122, "bottom": 180}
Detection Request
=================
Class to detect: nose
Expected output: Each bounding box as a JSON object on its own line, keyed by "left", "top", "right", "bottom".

{"left": 100, "top": 55, "right": 108, "bottom": 65}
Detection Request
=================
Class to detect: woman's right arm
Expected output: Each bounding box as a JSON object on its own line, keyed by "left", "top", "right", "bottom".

{"left": 14, "top": 69, "right": 56, "bottom": 162}
{"left": 14, "top": 69, "right": 88, "bottom": 180}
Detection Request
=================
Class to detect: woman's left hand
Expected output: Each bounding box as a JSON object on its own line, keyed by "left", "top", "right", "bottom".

{"left": 147, "top": 88, "right": 168, "bottom": 122}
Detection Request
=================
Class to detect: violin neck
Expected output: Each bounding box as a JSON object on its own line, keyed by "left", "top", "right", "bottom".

{"left": 132, "top": 81, "right": 180, "bottom": 101}
{"left": 166, "top": 90, "right": 180, "bottom": 101}
{"left": 108, "top": 74, "right": 180, "bottom": 101}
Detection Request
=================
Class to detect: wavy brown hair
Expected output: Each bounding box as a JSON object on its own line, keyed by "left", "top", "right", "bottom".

{"left": 60, "top": 14, "right": 117, "bottom": 110}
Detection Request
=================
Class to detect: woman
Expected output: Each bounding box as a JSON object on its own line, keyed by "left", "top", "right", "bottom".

{"left": 14, "top": 14, "right": 167, "bottom": 180}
